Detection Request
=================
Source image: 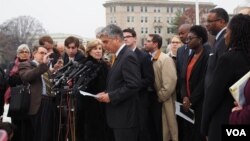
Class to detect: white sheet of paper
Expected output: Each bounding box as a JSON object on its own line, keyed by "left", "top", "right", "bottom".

{"left": 175, "top": 101, "right": 195, "bottom": 124}
{"left": 229, "top": 71, "right": 250, "bottom": 106}
{"left": 79, "top": 90, "right": 99, "bottom": 98}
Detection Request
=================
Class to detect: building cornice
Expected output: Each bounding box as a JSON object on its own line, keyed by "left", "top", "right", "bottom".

{"left": 103, "top": 0, "right": 216, "bottom": 7}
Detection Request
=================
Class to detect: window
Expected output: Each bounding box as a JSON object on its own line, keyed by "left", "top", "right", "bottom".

{"left": 154, "top": 27, "right": 161, "bottom": 34}
{"left": 141, "top": 6, "right": 148, "bottom": 12}
{"left": 141, "top": 38, "right": 145, "bottom": 47}
{"left": 154, "top": 17, "right": 157, "bottom": 23}
{"left": 127, "top": 16, "right": 130, "bottom": 22}
{"left": 167, "top": 17, "right": 170, "bottom": 23}
{"left": 127, "top": 6, "right": 134, "bottom": 12}
{"left": 131, "top": 16, "right": 134, "bottom": 22}
{"left": 158, "top": 17, "right": 161, "bottom": 23}
{"left": 167, "top": 27, "right": 174, "bottom": 34}
{"left": 141, "top": 17, "right": 148, "bottom": 23}
{"left": 141, "top": 27, "right": 144, "bottom": 34}
{"left": 145, "top": 27, "right": 148, "bottom": 34}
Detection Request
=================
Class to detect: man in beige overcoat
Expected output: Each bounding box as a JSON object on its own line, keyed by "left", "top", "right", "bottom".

{"left": 144, "top": 34, "right": 178, "bottom": 141}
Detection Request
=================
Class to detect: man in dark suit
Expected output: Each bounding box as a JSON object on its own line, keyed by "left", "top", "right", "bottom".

{"left": 19, "top": 46, "right": 56, "bottom": 141}
{"left": 123, "top": 28, "right": 154, "bottom": 141}
{"left": 176, "top": 24, "right": 192, "bottom": 102}
{"left": 204, "top": 8, "right": 229, "bottom": 90}
{"left": 97, "top": 24, "right": 141, "bottom": 141}
{"left": 176, "top": 24, "right": 192, "bottom": 141}
{"left": 201, "top": 7, "right": 229, "bottom": 138}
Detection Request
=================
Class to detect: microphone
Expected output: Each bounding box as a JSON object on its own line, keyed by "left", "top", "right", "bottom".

{"left": 69, "top": 61, "right": 93, "bottom": 80}
{"left": 57, "top": 60, "right": 73, "bottom": 72}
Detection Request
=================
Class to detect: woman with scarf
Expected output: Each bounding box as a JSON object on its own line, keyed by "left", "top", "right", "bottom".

{"left": 5, "top": 44, "right": 31, "bottom": 141}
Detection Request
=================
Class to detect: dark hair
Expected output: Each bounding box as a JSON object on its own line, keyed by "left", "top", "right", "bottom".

{"left": 190, "top": 25, "right": 208, "bottom": 44}
{"left": 209, "top": 8, "right": 229, "bottom": 23}
{"left": 149, "top": 34, "right": 162, "bottom": 49}
{"left": 228, "top": 14, "right": 250, "bottom": 54}
{"left": 39, "top": 35, "right": 53, "bottom": 45}
{"left": 32, "top": 45, "right": 46, "bottom": 53}
{"left": 122, "top": 28, "right": 137, "bottom": 37}
{"left": 64, "top": 36, "right": 80, "bottom": 48}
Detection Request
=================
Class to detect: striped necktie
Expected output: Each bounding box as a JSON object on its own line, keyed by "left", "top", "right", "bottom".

{"left": 42, "top": 72, "right": 53, "bottom": 96}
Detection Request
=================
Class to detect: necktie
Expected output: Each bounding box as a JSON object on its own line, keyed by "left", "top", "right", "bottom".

{"left": 42, "top": 72, "right": 53, "bottom": 96}
{"left": 111, "top": 54, "right": 116, "bottom": 66}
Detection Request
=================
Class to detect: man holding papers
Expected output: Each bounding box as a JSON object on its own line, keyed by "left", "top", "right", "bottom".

{"left": 97, "top": 24, "right": 140, "bottom": 141}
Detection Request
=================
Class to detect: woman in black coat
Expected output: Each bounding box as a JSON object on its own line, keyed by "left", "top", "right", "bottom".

{"left": 6, "top": 44, "right": 31, "bottom": 141}
{"left": 75, "top": 39, "right": 113, "bottom": 141}
{"left": 181, "top": 25, "right": 210, "bottom": 141}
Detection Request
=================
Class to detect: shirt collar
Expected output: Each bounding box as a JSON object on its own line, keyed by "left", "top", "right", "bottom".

{"left": 115, "top": 44, "right": 126, "bottom": 57}
{"left": 32, "top": 60, "right": 39, "bottom": 66}
{"left": 151, "top": 50, "right": 161, "bottom": 61}
{"left": 215, "top": 27, "right": 226, "bottom": 40}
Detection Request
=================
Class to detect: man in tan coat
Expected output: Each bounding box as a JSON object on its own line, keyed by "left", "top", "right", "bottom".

{"left": 144, "top": 34, "right": 178, "bottom": 141}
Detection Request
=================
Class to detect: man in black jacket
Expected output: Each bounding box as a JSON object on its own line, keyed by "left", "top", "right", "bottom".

{"left": 201, "top": 7, "right": 229, "bottom": 138}
{"left": 123, "top": 28, "right": 154, "bottom": 141}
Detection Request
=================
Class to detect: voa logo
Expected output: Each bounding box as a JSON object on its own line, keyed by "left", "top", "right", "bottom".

{"left": 226, "top": 129, "right": 246, "bottom": 136}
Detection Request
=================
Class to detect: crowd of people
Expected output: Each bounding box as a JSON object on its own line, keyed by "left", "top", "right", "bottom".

{"left": 0, "top": 7, "right": 249, "bottom": 141}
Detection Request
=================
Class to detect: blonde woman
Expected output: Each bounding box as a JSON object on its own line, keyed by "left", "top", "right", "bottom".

{"left": 75, "top": 39, "right": 113, "bottom": 141}
{"left": 167, "top": 35, "right": 183, "bottom": 63}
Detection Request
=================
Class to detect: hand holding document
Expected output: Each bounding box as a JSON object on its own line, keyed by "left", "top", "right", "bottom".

{"left": 175, "top": 101, "right": 195, "bottom": 124}
{"left": 79, "top": 90, "right": 100, "bottom": 98}
{"left": 229, "top": 71, "right": 250, "bottom": 106}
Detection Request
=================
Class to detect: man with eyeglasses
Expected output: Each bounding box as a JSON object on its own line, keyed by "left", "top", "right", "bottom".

{"left": 19, "top": 46, "right": 57, "bottom": 141}
{"left": 201, "top": 7, "right": 229, "bottom": 140}
{"left": 204, "top": 8, "right": 229, "bottom": 88}
{"left": 123, "top": 28, "right": 154, "bottom": 141}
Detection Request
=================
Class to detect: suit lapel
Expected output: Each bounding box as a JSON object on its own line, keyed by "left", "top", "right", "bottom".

{"left": 106, "top": 46, "right": 128, "bottom": 86}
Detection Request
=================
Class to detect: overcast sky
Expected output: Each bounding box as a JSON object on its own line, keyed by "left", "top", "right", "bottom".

{"left": 0, "top": 0, "right": 248, "bottom": 38}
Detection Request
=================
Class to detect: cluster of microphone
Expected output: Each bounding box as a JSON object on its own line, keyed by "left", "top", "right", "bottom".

{"left": 52, "top": 60, "right": 98, "bottom": 90}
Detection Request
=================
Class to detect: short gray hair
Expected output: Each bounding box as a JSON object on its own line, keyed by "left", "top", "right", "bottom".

{"left": 17, "top": 44, "right": 30, "bottom": 53}
{"left": 100, "top": 24, "right": 123, "bottom": 40}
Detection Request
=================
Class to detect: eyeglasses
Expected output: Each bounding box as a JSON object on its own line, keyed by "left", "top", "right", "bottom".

{"left": 124, "top": 35, "right": 133, "bottom": 39}
{"left": 19, "top": 51, "right": 30, "bottom": 54}
{"left": 206, "top": 18, "right": 221, "bottom": 23}
{"left": 186, "top": 36, "right": 199, "bottom": 43}
{"left": 146, "top": 40, "right": 153, "bottom": 42}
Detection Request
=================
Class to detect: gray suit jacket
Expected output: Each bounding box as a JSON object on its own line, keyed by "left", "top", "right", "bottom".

{"left": 106, "top": 46, "right": 141, "bottom": 128}
{"left": 19, "top": 61, "right": 48, "bottom": 115}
